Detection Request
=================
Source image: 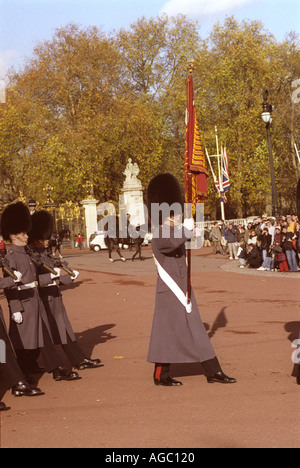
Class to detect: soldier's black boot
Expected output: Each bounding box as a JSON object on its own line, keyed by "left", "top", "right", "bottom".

{"left": 53, "top": 367, "right": 81, "bottom": 382}
{"left": 12, "top": 381, "right": 45, "bottom": 397}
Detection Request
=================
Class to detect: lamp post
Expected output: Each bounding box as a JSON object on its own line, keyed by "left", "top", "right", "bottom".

{"left": 43, "top": 185, "right": 56, "bottom": 231}
{"left": 261, "top": 90, "right": 279, "bottom": 218}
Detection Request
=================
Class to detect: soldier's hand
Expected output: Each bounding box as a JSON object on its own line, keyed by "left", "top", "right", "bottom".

{"left": 12, "top": 312, "right": 23, "bottom": 324}
{"left": 13, "top": 271, "right": 22, "bottom": 283}
{"left": 50, "top": 268, "right": 61, "bottom": 279}
{"left": 71, "top": 270, "right": 79, "bottom": 280}
{"left": 183, "top": 218, "right": 195, "bottom": 231}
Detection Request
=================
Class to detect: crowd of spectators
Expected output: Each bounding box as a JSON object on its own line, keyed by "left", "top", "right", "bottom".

{"left": 203, "top": 214, "right": 300, "bottom": 273}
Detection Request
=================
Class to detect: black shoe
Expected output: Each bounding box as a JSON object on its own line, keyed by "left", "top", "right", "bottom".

{"left": 75, "top": 358, "right": 102, "bottom": 370}
{"left": 207, "top": 371, "right": 237, "bottom": 384}
{"left": 53, "top": 367, "right": 81, "bottom": 382}
{"left": 0, "top": 402, "right": 11, "bottom": 411}
{"left": 154, "top": 377, "right": 183, "bottom": 387}
{"left": 12, "top": 381, "right": 45, "bottom": 397}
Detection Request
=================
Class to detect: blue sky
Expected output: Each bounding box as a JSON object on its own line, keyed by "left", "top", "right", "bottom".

{"left": 0, "top": 0, "right": 299, "bottom": 78}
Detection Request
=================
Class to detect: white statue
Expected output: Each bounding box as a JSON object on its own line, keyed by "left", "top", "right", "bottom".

{"left": 123, "top": 159, "right": 141, "bottom": 185}
{"left": 132, "top": 163, "right": 140, "bottom": 180}
{"left": 123, "top": 158, "right": 134, "bottom": 182}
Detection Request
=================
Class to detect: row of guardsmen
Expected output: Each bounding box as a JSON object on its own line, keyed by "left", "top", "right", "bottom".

{"left": 0, "top": 202, "right": 101, "bottom": 411}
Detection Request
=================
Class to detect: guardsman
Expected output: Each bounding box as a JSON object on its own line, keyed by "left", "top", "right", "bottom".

{"left": 147, "top": 174, "right": 236, "bottom": 386}
{"left": 0, "top": 273, "right": 44, "bottom": 411}
{"left": 1, "top": 202, "right": 80, "bottom": 382}
{"left": 28, "top": 210, "right": 101, "bottom": 371}
{"left": 296, "top": 179, "right": 300, "bottom": 386}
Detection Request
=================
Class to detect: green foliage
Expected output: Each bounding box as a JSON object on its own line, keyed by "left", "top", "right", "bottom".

{"left": 0, "top": 17, "right": 299, "bottom": 216}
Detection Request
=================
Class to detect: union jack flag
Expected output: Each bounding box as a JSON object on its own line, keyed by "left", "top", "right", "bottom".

{"left": 221, "top": 147, "right": 230, "bottom": 193}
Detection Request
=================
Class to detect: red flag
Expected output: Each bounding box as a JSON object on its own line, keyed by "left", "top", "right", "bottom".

{"left": 184, "top": 74, "right": 208, "bottom": 213}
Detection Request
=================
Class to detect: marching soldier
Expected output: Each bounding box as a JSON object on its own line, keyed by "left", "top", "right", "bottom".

{"left": 0, "top": 274, "right": 44, "bottom": 411}
{"left": 147, "top": 174, "right": 236, "bottom": 386}
{"left": 296, "top": 180, "right": 300, "bottom": 386}
{"left": 28, "top": 210, "right": 101, "bottom": 371}
{"left": 1, "top": 202, "right": 80, "bottom": 382}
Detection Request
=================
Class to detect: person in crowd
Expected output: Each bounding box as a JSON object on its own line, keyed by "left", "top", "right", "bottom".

{"left": 246, "top": 243, "right": 262, "bottom": 269}
{"left": 287, "top": 216, "right": 296, "bottom": 234}
{"left": 244, "top": 223, "right": 252, "bottom": 246}
{"left": 281, "top": 226, "right": 298, "bottom": 272}
{"left": 259, "top": 227, "right": 272, "bottom": 262}
{"left": 237, "top": 238, "right": 247, "bottom": 269}
{"left": 76, "top": 233, "right": 83, "bottom": 250}
{"left": 266, "top": 219, "right": 276, "bottom": 242}
{"left": 273, "top": 226, "right": 289, "bottom": 272}
{"left": 224, "top": 223, "right": 237, "bottom": 259}
{"left": 0, "top": 235, "right": 6, "bottom": 258}
{"left": 203, "top": 226, "right": 211, "bottom": 247}
{"left": 235, "top": 224, "right": 243, "bottom": 244}
{"left": 257, "top": 243, "right": 274, "bottom": 271}
{"left": 248, "top": 229, "right": 258, "bottom": 247}
{"left": 211, "top": 222, "right": 224, "bottom": 255}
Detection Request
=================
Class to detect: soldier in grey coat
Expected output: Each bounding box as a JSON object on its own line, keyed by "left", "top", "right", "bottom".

{"left": 147, "top": 174, "right": 236, "bottom": 386}
{"left": 29, "top": 210, "right": 101, "bottom": 371}
{"left": 296, "top": 179, "right": 300, "bottom": 386}
{"left": 0, "top": 273, "right": 44, "bottom": 410}
{"left": 1, "top": 202, "right": 80, "bottom": 382}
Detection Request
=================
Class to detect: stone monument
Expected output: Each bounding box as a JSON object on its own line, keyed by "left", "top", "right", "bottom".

{"left": 80, "top": 182, "right": 98, "bottom": 246}
{"left": 120, "top": 159, "right": 145, "bottom": 227}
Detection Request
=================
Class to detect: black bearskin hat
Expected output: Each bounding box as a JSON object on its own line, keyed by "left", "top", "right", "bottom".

{"left": 147, "top": 173, "right": 183, "bottom": 225}
{"left": 29, "top": 210, "right": 53, "bottom": 242}
{"left": 297, "top": 179, "right": 300, "bottom": 220}
{"left": 1, "top": 202, "right": 32, "bottom": 241}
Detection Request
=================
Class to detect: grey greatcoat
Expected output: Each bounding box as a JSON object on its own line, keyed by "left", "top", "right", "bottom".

{"left": 4, "top": 245, "right": 52, "bottom": 350}
{"left": 147, "top": 225, "right": 216, "bottom": 364}
{"left": 0, "top": 276, "right": 25, "bottom": 387}
{"left": 0, "top": 276, "right": 16, "bottom": 338}
{"left": 34, "top": 247, "right": 76, "bottom": 345}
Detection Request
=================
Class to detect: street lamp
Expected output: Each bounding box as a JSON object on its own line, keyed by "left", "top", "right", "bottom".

{"left": 43, "top": 184, "right": 56, "bottom": 231}
{"left": 261, "top": 90, "right": 279, "bottom": 217}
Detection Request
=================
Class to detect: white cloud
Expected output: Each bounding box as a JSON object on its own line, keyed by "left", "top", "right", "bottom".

{"left": 160, "top": 0, "right": 256, "bottom": 17}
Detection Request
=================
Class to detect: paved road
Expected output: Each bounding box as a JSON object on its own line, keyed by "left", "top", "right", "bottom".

{"left": 0, "top": 245, "right": 299, "bottom": 448}
{"left": 63, "top": 246, "right": 300, "bottom": 278}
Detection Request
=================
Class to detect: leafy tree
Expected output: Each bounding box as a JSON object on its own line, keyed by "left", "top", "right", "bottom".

{"left": 0, "top": 16, "right": 299, "bottom": 218}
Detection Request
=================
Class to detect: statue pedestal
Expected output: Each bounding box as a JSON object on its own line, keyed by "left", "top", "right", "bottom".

{"left": 121, "top": 177, "right": 145, "bottom": 227}
{"left": 80, "top": 198, "right": 99, "bottom": 246}
{"left": 121, "top": 160, "right": 145, "bottom": 227}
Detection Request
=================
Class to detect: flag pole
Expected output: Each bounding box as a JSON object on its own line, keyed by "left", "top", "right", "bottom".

{"left": 215, "top": 126, "right": 225, "bottom": 222}
{"left": 294, "top": 143, "right": 300, "bottom": 166}
{"left": 186, "top": 60, "right": 194, "bottom": 306}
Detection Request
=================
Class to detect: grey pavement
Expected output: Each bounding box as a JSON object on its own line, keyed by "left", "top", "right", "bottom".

{"left": 60, "top": 246, "right": 300, "bottom": 278}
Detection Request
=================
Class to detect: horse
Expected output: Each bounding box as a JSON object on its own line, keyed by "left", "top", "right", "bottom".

{"left": 49, "top": 230, "right": 71, "bottom": 258}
